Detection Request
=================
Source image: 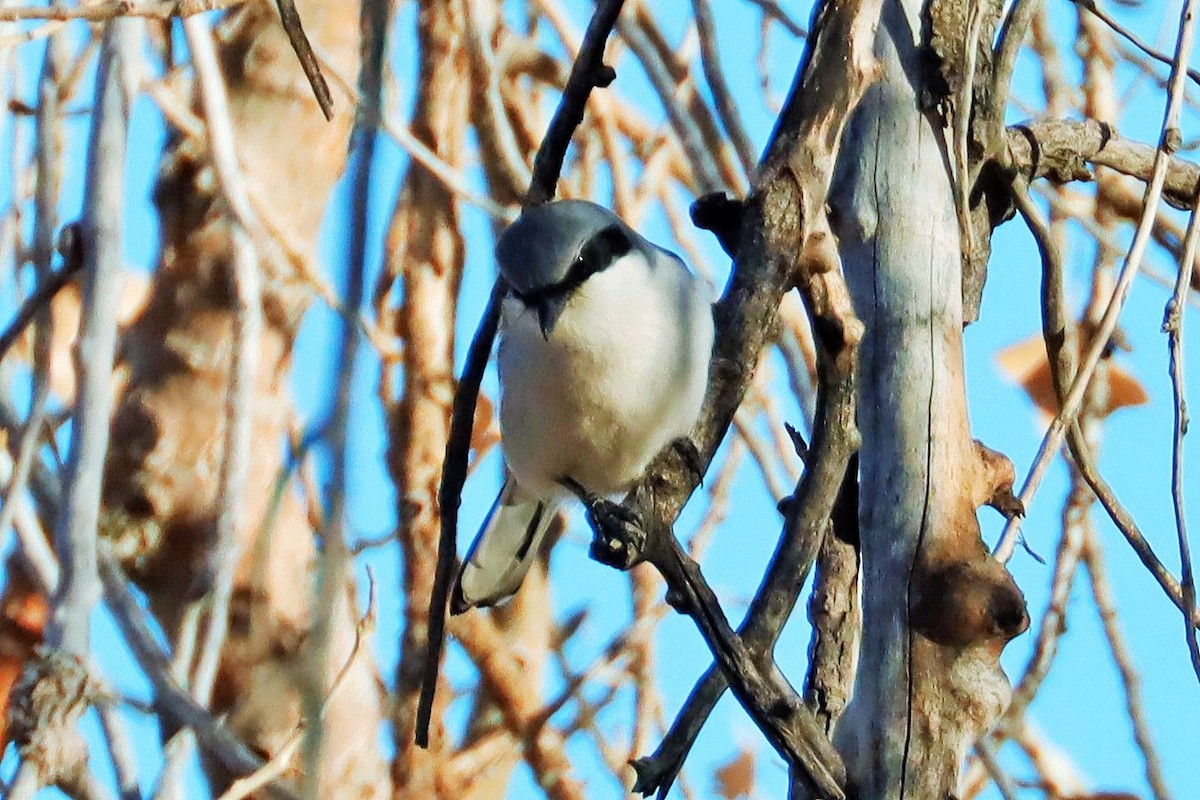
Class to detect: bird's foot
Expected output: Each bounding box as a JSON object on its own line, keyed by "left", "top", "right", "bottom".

{"left": 560, "top": 477, "right": 646, "bottom": 569}
{"left": 586, "top": 500, "right": 645, "bottom": 569}
{"left": 672, "top": 437, "right": 705, "bottom": 487}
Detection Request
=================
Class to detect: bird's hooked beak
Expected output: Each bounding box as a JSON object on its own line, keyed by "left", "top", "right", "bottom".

{"left": 533, "top": 294, "right": 569, "bottom": 340}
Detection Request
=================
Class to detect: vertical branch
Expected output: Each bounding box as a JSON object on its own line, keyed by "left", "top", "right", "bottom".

{"left": 300, "top": 0, "right": 388, "bottom": 790}
{"left": 148, "top": 17, "right": 265, "bottom": 798}
{"left": 50, "top": 16, "right": 139, "bottom": 654}
{"left": 803, "top": 457, "right": 860, "bottom": 735}
{"left": 8, "top": 20, "right": 138, "bottom": 799}
{"left": 178, "top": 10, "right": 264, "bottom": 707}
{"left": 99, "top": 2, "right": 382, "bottom": 797}
{"left": 392, "top": 0, "right": 469, "bottom": 782}
{"left": 1164, "top": 195, "right": 1200, "bottom": 678}
{"left": 831, "top": 0, "right": 1029, "bottom": 794}
{"left": 1083, "top": 534, "right": 1174, "bottom": 800}
{"left": 0, "top": 22, "right": 70, "bottom": 625}
{"left": 417, "top": 0, "right": 627, "bottom": 752}
{"left": 996, "top": 0, "right": 1200, "bottom": 560}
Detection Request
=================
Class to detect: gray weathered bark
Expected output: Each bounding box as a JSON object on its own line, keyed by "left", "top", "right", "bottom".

{"left": 829, "top": 0, "right": 1028, "bottom": 796}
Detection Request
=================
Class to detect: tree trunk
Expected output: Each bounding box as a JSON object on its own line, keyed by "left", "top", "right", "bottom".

{"left": 829, "top": 0, "right": 1028, "bottom": 795}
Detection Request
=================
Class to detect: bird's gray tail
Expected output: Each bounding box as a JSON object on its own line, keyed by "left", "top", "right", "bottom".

{"left": 451, "top": 479, "right": 556, "bottom": 614}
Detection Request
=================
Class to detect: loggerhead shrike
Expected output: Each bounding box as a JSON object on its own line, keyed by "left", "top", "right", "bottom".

{"left": 451, "top": 200, "right": 715, "bottom": 613}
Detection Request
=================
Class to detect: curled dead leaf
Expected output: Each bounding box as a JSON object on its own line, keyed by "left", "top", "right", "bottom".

{"left": 995, "top": 332, "right": 1148, "bottom": 418}
{"left": 714, "top": 747, "right": 756, "bottom": 800}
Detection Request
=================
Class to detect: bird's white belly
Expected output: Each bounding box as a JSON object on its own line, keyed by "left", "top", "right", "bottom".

{"left": 497, "top": 255, "right": 712, "bottom": 500}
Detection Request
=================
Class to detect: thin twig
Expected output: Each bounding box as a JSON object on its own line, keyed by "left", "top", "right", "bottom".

{"left": 1069, "top": 0, "right": 1200, "bottom": 85}
{"left": 97, "top": 542, "right": 303, "bottom": 800}
{"left": 218, "top": 571, "right": 376, "bottom": 800}
{"left": 270, "top": 0, "right": 333, "bottom": 119}
{"left": 180, "top": 10, "right": 264, "bottom": 708}
{"left": 692, "top": 0, "right": 758, "bottom": 176}
{"left": 49, "top": 16, "right": 139, "bottom": 655}
{"left": 299, "top": 0, "right": 385, "bottom": 785}
{"left": 97, "top": 703, "right": 142, "bottom": 800}
{"left": 994, "top": 489, "right": 1084, "bottom": 737}
{"left": 618, "top": 15, "right": 726, "bottom": 194}
{"left": 312, "top": 45, "right": 513, "bottom": 220}
{"left": 0, "top": 257, "right": 81, "bottom": 365}
{"left": 148, "top": 16, "right": 266, "bottom": 798}
{"left": 1083, "top": 533, "right": 1175, "bottom": 800}
{"left": 996, "top": 1, "right": 1200, "bottom": 562}
{"left": 418, "top": 0, "right": 628, "bottom": 748}
{"left": 1163, "top": 179, "right": 1200, "bottom": 680}
{"left": 986, "top": 0, "right": 1044, "bottom": 155}
{"left": 742, "top": 0, "right": 808, "bottom": 37}
{"left": 1070, "top": 414, "right": 1200, "bottom": 626}
{"left": 0, "top": 27, "right": 67, "bottom": 599}
{"left": 1015, "top": 175, "right": 1200, "bottom": 633}
{"left": 975, "top": 740, "right": 1020, "bottom": 800}
{"left": 0, "top": 449, "right": 59, "bottom": 594}
{"left": 465, "top": 0, "right": 534, "bottom": 202}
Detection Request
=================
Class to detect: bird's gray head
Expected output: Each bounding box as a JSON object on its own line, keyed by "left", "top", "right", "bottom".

{"left": 496, "top": 200, "right": 640, "bottom": 338}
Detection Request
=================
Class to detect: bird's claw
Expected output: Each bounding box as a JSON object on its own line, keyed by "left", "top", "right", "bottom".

{"left": 559, "top": 476, "right": 647, "bottom": 569}
{"left": 585, "top": 499, "right": 645, "bottom": 569}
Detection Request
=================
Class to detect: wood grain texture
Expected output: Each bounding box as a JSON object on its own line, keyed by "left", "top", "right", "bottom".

{"left": 828, "top": 0, "right": 1027, "bottom": 795}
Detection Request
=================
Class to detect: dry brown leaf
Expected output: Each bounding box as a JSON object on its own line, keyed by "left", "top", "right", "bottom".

{"left": 995, "top": 333, "right": 1148, "bottom": 418}
{"left": 714, "top": 747, "right": 756, "bottom": 800}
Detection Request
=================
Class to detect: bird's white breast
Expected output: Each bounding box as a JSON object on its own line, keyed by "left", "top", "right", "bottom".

{"left": 498, "top": 249, "right": 714, "bottom": 500}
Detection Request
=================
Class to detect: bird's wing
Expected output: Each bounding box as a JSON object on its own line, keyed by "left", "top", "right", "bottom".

{"left": 451, "top": 478, "right": 557, "bottom": 613}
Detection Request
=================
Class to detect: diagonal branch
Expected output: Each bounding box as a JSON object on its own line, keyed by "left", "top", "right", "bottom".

{"left": 50, "top": 15, "right": 139, "bottom": 657}
{"left": 1015, "top": 170, "right": 1200, "bottom": 631}
{"left": 96, "top": 544, "right": 303, "bottom": 800}
{"left": 271, "top": 0, "right": 334, "bottom": 119}
{"left": 1163, "top": 183, "right": 1200, "bottom": 679}
{"left": 995, "top": 0, "right": 1200, "bottom": 562}
{"left": 1068, "top": 0, "right": 1200, "bottom": 86}
{"left": 609, "top": 0, "right": 880, "bottom": 792}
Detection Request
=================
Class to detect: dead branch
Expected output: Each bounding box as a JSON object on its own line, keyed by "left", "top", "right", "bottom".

{"left": 612, "top": 0, "right": 883, "bottom": 792}
{"left": 1007, "top": 118, "right": 1200, "bottom": 210}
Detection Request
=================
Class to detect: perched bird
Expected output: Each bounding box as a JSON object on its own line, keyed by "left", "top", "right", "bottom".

{"left": 451, "top": 200, "right": 715, "bottom": 613}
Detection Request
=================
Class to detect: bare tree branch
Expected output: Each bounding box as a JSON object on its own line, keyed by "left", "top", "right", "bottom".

{"left": 996, "top": 1, "right": 1200, "bottom": 561}
{"left": 50, "top": 16, "right": 140, "bottom": 656}
{"left": 418, "top": 0, "right": 627, "bottom": 748}
{"left": 1163, "top": 181, "right": 1200, "bottom": 679}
